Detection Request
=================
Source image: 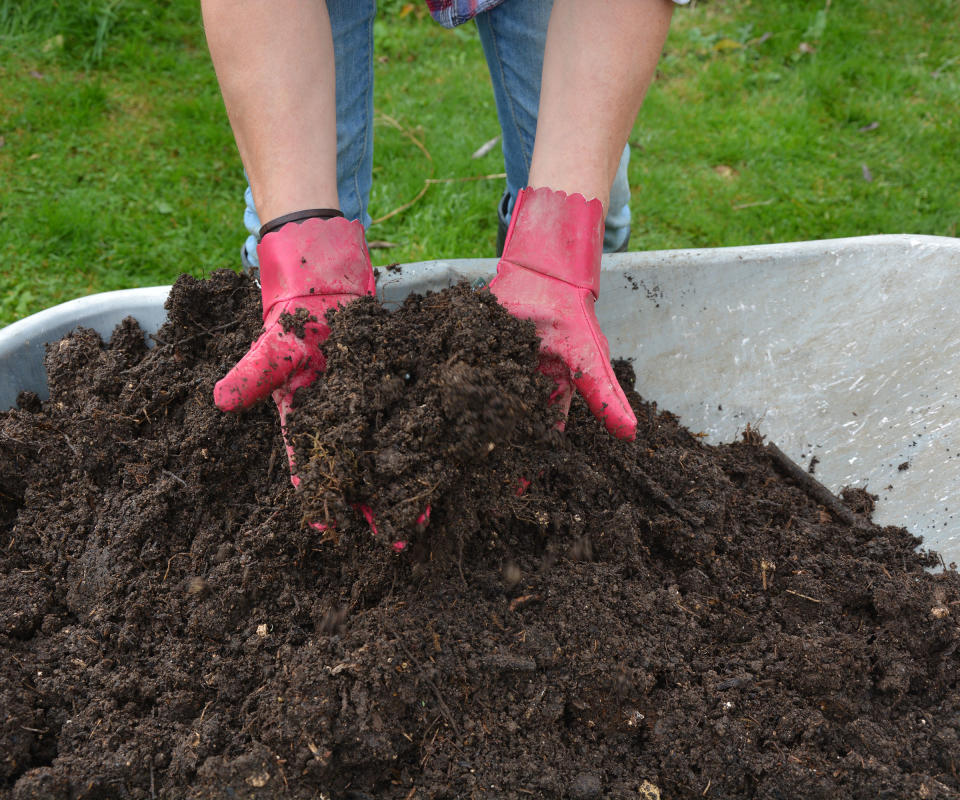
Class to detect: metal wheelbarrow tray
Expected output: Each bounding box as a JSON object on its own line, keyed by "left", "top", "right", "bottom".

{"left": 2, "top": 234, "right": 958, "bottom": 560}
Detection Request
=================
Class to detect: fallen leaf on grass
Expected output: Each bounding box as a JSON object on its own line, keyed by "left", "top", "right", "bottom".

{"left": 471, "top": 135, "right": 500, "bottom": 159}
{"left": 861, "top": 164, "right": 874, "bottom": 182}
{"left": 713, "top": 164, "right": 738, "bottom": 179}
{"left": 713, "top": 38, "right": 744, "bottom": 52}
{"left": 858, "top": 121, "right": 880, "bottom": 132}
{"left": 42, "top": 34, "right": 64, "bottom": 53}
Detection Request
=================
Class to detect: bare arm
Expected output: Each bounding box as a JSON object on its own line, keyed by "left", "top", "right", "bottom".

{"left": 201, "top": 0, "right": 339, "bottom": 222}
{"left": 528, "top": 0, "right": 674, "bottom": 211}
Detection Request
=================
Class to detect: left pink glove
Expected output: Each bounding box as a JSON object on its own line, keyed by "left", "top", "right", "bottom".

{"left": 214, "top": 213, "right": 376, "bottom": 483}
{"left": 489, "top": 186, "right": 637, "bottom": 440}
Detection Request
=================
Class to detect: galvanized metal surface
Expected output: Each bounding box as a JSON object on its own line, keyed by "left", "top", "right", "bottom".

{"left": 2, "top": 235, "right": 958, "bottom": 559}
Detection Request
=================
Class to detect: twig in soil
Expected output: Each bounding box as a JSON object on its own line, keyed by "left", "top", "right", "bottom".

{"left": 179, "top": 320, "right": 240, "bottom": 345}
{"left": 400, "top": 480, "right": 440, "bottom": 505}
{"left": 630, "top": 465, "right": 704, "bottom": 527}
{"left": 760, "top": 559, "right": 776, "bottom": 591}
{"left": 162, "top": 552, "right": 191, "bottom": 583}
{"left": 266, "top": 443, "right": 279, "bottom": 485}
{"left": 161, "top": 469, "right": 188, "bottom": 488}
{"left": 785, "top": 588, "right": 822, "bottom": 604}
{"left": 508, "top": 594, "right": 541, "bottom": 612}
{"left": 391, "top": 634, "right": 459, "bottom": 734}
{"left": 523, "top": 685, "right": 547, "bottom": 720}
{"left": 764, "top": 442, "right": 869, "bottom": 529}
{"left": 419, "top": 716, "right": 443, "bottom": 769}
{"left": 150, "top": 321, "right": 240, "bottom": 349}
{"left": 456, "top": 535, "right": 467, "bottom": 590}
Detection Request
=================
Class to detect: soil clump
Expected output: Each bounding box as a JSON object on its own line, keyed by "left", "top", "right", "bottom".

{"left": 1, "top": 270, "right": 959, "bottom": 799}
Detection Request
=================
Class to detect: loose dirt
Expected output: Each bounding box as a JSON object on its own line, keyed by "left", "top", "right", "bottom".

{"left": 1, "top": 270, "right": 958, "bottom": 800}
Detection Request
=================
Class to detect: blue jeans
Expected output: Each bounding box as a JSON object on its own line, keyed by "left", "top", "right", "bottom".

{"left": 241, "top": 0, "right": 632, "bottom": 269}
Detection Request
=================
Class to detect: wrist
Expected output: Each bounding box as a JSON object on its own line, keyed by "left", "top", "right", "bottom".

{"left": 499, "top": 187, "right": 603, "bottom": 293}
{"left": 257, "top": 216, "right": 374, "bottom": 314}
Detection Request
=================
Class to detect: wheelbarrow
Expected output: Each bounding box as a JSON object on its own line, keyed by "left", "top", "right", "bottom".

{"left": 2, "top": 234, "right": 958, "bottom": 561}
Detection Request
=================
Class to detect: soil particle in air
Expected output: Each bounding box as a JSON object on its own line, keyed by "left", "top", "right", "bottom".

{"left": 1, "top": 269, "right": 959, "bottom": 800}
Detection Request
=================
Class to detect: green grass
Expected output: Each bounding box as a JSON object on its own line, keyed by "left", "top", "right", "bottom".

{"left": 1, "top": 0, "right": 958, "bottom": 326}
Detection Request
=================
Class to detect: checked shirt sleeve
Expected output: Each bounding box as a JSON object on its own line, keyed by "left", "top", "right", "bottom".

{"left": 425, "top": 0, "right": 689, "bottom": 28}
{"left": 424, "top": 0, "right": 507, "bottom": 28}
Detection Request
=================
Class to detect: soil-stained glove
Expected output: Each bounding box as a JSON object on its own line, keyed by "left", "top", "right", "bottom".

{"left": 214, "top": 214, "right": 376, "bottom": 483}
{"left": 489, "top": 187, "right": 637, "bottom": 440}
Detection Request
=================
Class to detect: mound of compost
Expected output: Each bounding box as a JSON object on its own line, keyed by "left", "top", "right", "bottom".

{"left": 1, "top": 269, "right": 959, "bottom": 800}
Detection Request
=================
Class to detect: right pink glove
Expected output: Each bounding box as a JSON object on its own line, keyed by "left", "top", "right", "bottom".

{"left": 489, "top": 186, "right": 637, "bottom": 440}
{"left": 214, "top": 213, "right": 376, "bottom": 483}
{"left": 213, "top": 213, "right": 422, "bottom": 547}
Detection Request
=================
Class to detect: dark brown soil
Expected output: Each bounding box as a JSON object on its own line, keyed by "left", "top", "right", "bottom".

{"left": 1, "top": 269, "right": 959, "bottom": 800}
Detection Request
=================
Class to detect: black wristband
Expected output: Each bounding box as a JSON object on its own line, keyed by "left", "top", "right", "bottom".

{"left": 258, "top": 208, "right": 344, "bottom": 240}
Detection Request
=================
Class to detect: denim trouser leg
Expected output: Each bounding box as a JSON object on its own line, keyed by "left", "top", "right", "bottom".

{"left": 474, "top": 0, "right": 549, "bottom": 220}
{"left": 475, "top": 0, "right": 632, "bottom": 253}
{"left": 242, "top": 0, "right": 377, "bottom": 271}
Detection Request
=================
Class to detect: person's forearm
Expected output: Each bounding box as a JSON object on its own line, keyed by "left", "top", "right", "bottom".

{"left": 528, "top": 0, "right": 674, "bottom": 211}
{"left": 201, "top": 0, "right": 339, "bottom": 222}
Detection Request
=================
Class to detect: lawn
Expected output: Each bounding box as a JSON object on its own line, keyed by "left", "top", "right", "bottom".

{"left": 1, "top": 0, "right": 957, "bottom": 326}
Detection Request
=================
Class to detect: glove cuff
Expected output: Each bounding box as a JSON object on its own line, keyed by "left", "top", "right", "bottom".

{"left": 258, "top": 208, "right": 344, "bottom": 239}
{"left": 499, "top": 186, "right": 604, "bottom": 294}
{"left": 257, "top": 216, "right": 375, "bottom": 317}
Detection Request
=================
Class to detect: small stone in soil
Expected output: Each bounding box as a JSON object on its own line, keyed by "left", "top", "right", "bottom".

{"left": 569, "top": 771, "right": 603, "bottom": 800}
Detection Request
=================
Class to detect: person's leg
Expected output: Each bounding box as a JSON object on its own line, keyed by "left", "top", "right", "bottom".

{"left": 475, "top": 0, "right": 632, "bottom": 254}
{"left": 474, "top": 0, "right": 550, "bottom": 225}
{"left": 239, "top": 0, "right": 377, "bottom": 272}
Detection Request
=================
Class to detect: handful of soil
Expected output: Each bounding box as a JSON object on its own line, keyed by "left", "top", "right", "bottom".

{"left": 286, "top": 285, "right": 560, "bottom": 545}
{"left": 1, "top": 269, "right": 959, "bottom": 800}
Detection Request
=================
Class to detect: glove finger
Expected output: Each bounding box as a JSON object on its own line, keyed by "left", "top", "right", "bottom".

{"left": 562, "top": 329, "right": 637, "bottom": 441}
{"left": 272, "top": 386, "right": 302, "bottom": 488}
{"left": 214, "top": 325, "right": 325, "bottom": 412}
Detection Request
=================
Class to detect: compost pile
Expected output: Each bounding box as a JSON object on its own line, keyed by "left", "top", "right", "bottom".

{"left": 2, "top": 270, "right": 959, "bottom": 800}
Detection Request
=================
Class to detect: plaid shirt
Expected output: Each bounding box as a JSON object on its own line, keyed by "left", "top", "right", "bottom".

{"left": 424, "top": 0, "right": 507, "bottom": 28}
{"left": 426, "top": 0, "right": 690, "bottom": 27}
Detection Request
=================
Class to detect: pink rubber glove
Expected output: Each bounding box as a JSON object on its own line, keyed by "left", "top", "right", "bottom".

{"left": 489, "top": 186, "right": 637, "bottom": 440}
{"left": 213, "top": 214, "right": 422, "bottom": 547}
{"left": 214, "top": 215, "right": 376, "bottom": 484}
